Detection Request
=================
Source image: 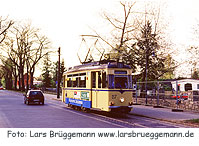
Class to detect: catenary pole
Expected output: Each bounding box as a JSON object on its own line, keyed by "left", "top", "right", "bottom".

{"left": 57, "top": 47, "right": 61, "bottom": 99}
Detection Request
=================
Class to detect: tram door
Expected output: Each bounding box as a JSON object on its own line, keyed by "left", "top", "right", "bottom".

{"left": 91, "top": 72, "right": 98, "bottom": 108}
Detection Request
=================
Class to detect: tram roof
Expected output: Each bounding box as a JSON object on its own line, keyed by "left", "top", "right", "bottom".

{"left": 65, "top": 60, "right": 131, "bottom": 74}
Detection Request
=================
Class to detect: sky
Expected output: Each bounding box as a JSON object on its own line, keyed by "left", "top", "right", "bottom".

{"left": 166, "top": 0, "right": 199, "bottom": 77}
{"left": 1, "top": 0, "right": 199, "bottom": 77}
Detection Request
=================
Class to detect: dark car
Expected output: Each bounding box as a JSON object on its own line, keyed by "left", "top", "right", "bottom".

{"left": 24, "top": 90, "right": 45, "bottom": 105}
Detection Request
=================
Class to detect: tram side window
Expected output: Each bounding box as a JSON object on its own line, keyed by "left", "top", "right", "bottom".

{"left": 77, "top": 77, "right": 81, "bottom": 87}
{"left": 67, "top": 78, "right": 72, "bottom": 87}
{"left": 91, "top": 72, "right": 96, "bottom": 88}
{"left": 108, "top": 75, "right": 114, "bottom": 89}
{"left": 102, "top": 72, "right": 107, "bottom": 88}
{"left": 67, "top": 73, "right": 86, "bottom": 88}
{"left": 79, "top": 76, "right": 86, "bottom": 88}
{"left": 72, "top": 78, "right": 78, "bottom": 87}
{"left": 98, "top": 72, "right": 102, "bottom": 88}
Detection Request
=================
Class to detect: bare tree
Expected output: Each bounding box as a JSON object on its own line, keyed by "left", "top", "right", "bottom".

{"left": 1, "top": 22, "right": 51, "bottom": 91}
{"left": 186, "top": 21, "right": 199, "bottom": 75}
{"left": 104, "top": 2, "right": 136, "bottom": 48}
{"left": 89, "top": 1, "right": 176, "bottom": 79}
{"left": 94, "top": 2, "right": 138, "bottom": 62}
{"left": 27, "top": 33, "right": 51, "bottom": 89}
{"left": 0, "top": 16, "right": 14, "bottom": 44}
{"left": 0, "top": 16, "right": 14, "bottom": 89}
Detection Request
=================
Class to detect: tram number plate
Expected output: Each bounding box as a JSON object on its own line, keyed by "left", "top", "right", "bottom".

{"left": 112, "top": 95, "right": 117, "bottom": 99}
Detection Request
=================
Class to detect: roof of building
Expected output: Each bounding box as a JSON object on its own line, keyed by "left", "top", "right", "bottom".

{"left": 171, "top": 78, "right": 199, "bottom": 84}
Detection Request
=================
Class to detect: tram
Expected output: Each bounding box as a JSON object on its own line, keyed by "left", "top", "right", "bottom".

{"left": 62, "top": 60, "right": 133, "bottom": 113}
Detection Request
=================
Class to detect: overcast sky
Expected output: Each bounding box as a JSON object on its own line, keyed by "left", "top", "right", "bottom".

{"left": 1, "top": 0, "right": 199, "bottom": 77}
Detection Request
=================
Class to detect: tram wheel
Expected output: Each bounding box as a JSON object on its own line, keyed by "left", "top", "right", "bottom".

{"left": 75, "top": 106, "right": 81, "bottom": 111}
{"left": 82, "top": 107, "right": 87, "bottom": 112}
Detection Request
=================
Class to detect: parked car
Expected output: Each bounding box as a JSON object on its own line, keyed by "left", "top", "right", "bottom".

{"left": 24, "top": 90, "right": 45, "bottom": 105}
{"left": 0, "top": 86, "right": 4, "bottom": 90}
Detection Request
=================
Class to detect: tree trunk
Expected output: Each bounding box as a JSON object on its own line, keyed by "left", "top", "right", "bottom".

{"left": 8, "top": 72, "right": 12, "bottom": 89}
{"left": 18, "top": 68, "right": 21, "bottom": 90}
{"left": 14, "top": 67, "right": 17, "bottom": 90}
{"left": 30, "top": 66, "right": 35, "bottom": 88}
{"left": 20, "top": 67, "right": 25, "bottom": 91}
{"left": 26, "top": 64, "right": 29, "bottom": 92}
{"left": 5, "top": 71, "right": 12, "bottom": 90}
{"left": 30, "top": 71, "right": 34, "bottom": 88}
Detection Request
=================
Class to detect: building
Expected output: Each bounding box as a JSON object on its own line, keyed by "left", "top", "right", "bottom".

{"left": 33, "top": 79, "right": 42, "bottom": 86}
{"left": 171, "top": 79, "right": 199, "bottom": 91}
{"left": 16, "top": 73, "right": 42, "bottom": 89}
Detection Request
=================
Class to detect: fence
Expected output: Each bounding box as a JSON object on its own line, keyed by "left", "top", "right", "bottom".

{"left": 42, "top": 88, "right": 62, "bottom": 95}
{"left": 132, "top": 80, "right": 199, "bottom": 111}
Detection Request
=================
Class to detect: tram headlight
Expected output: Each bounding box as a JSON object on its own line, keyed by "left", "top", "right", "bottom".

{"left": 129, "top": 101, "right": 133, "bottom": 106}
{"left": 120, "top": 97, "right": 124, "bottom": 103}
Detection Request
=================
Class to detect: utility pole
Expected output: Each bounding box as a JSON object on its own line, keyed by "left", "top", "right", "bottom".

{"left": 57, "top": 47, "right": 61, "bottom": 99}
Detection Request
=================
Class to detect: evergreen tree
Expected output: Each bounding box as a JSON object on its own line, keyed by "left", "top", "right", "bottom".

{"left": 160, "top": 54, "right": 175, "bottom": 79}
{"left": 42, "top": 53, "right": 52, "bottom": 88}
{"left": 60, "top": 59, "right": 66, "bottom": 81}
{"left": 132, "top": 21, "right": 167, "bottom": 81}
{"left": 192, "top": 70, "right": 199, "bottom": 79}
{"left": 0, "top": 58, "right": 13, "bottom": 89}
{"left": 51, "top": 61, "right": 57, "bottom": 88}
{"left": 52, "top": 59, "right": 66, "bottom": 88}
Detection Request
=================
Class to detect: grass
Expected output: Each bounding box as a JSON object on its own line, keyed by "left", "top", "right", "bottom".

{"left": 184, "top": 119, "right": 199, "bottom": 127}
{"left": 187, "top": 119, "right": 199, "bottom": 123}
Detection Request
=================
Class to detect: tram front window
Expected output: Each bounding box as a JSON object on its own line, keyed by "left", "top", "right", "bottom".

{"left": 115, "top": 77, "right": 128, "bottom": 89}
{"left": 108, "top": 75, "right": 131, "bottom": 89}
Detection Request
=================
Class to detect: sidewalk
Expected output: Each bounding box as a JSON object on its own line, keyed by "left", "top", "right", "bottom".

{"left": 44, "top": 93, "right": 199, "bottom": 121}
{"left": 131, "top": 104, "right": 199, "bottom": 121}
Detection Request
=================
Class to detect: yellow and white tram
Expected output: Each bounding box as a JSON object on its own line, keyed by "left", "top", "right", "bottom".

{"left": 62, "top": 61, "right": 133, "bottom": 113}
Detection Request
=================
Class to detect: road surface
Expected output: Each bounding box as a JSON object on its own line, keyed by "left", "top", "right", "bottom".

{"left": 0, "top": 90, "right": 191, "bottom": 128}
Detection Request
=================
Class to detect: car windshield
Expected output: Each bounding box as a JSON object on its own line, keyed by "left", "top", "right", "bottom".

{"left": 29, "top": 91, "right": 43, "bottom": 97}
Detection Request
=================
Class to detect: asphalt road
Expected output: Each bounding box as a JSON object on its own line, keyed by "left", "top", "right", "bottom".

{"left": 0, "top": 90, "right": 193, "bottom": 128}
{"left": 0, "top": 90, "right": 123, "bottom": 128}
